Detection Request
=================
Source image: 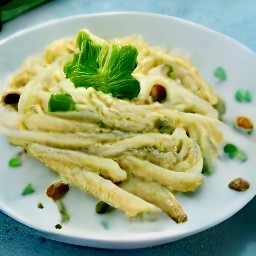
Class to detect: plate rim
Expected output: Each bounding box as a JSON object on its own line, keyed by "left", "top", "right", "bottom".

{"left": 0, "top": 11, "right": 255, "bottom": 55}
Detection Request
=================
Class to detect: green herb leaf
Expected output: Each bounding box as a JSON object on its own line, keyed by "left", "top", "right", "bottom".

{"left": 8, "top": 157, "right": 21, "bottom": 167}
{"left": 223, "top": 143, "right": 247, "bottom": 162}
{"left": 48, "top": 93, "right": 76, "bottom": 112}
{"left": 214, "top": 67, "right": 227, "bottom": 81}
{"left": 235, "top": 89, "right": 253, "bottom": 103}
{"left": 64, "top": 30, "right": 140, "bottom": 100}
{"left": 22, "top": 183, "right": 35, "bottom": 196}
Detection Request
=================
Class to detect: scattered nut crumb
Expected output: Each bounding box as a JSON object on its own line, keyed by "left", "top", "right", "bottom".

{"left": 235, "top": 116, "right": 253, "bottom": 134}
{"left": 228, "top": 178, "right": 250, "bottom": 191}
{"left": 46, "top": 181, "right": 69, "bottom": 201}
{"left": 37, "top": 202, "right": 44, "bottom": 209}
{"left": 55, "top": 224, "right": 62, "bottom": 229}
{"left": 150, "top": 84, "right": 167, "bottom": 102}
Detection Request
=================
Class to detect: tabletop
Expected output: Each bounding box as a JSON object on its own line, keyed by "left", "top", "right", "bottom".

{"left": 0, "top": 0, "right": 255, "bottom": 255}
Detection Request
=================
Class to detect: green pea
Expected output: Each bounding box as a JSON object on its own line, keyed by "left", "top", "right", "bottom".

{"left": 214, "top": 67, "right": 227, "bottom": 81}
{"left": 235, "top": 89, "right": 253, "bottom": 103}
{"left": 48, "top": 93, "right": 76, "bottom": 112}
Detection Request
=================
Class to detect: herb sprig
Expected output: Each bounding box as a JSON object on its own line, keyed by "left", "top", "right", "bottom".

{"left": 64, "top": 30, "right": 140, "bottom": 100}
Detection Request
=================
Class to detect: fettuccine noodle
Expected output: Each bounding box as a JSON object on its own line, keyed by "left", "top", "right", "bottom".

{"left": 0, "top": 30, "right": 223, "bottom": 223}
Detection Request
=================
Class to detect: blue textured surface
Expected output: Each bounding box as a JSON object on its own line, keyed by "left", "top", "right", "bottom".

{"left": 0, "top": 0, "right": 256, "bottom": 255}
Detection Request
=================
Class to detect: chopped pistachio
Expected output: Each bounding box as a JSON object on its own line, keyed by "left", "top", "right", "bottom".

{"left": 37, "top": 202, "right": 44, "bottom": 209}
{"left": 235, "top": 89, "right": 253, "bottom": 102}
{"left": 235, "top": 116, "right": 253, "bottom": 134}
{"left": 55, "top": 224, "right": 62, "bottom": 229}
{"left": 214, "top": 67, "right": 227, "bottom": 81}
{"left": 22, "top": 183, "right": 35, "bottom": 196}
{"left": 228, "top": 178, "right": 250, "bottom": 191}
{"left": 150, "top": 84, "right": 167, "bottom": 102}
{"left": 46, "top": 181, "right": 69, "bottom": 201}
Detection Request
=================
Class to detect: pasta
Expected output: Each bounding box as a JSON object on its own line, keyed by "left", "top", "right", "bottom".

{"left": 0, "top": 29, "right": 223, "bottom": 223}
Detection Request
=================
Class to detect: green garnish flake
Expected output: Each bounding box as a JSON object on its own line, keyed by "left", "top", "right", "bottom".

{"left": 48, "top": 93, "right": 76, "bottom": 112}
{"left": 22, "top": 183, "right": 35, "bottom": 196}
{"left": 214, "top": 67, "right": 227, "bottom": 81}
{"left": 55, "top": 224, "right": 62, "bottom": 229}
{"left": 37, "top": 202, "right": 44, "bottom": 209}
{"left": 166, "top": 65, "right": 176, "bottom": 79}
{"left": 155, "top": 118, "right": 174, "bottom": 135}
{"left": 213, "top": 97, "right": 226, "bottom": 119}
{"left": 235, "top": 89, "right": 253, "bottom": 103}
{"left": 202, "top": 160, "right": 212, "bottom": 176}
{"left": 8, "top": 157, "right": 21, "bottom": 167}
{"left": 98, "top": 120, "right": 106, "bottom": 128}
{"left": 96, "top": 201, "right": 114, "bottom": 214}
{"left": 56, "top": 199, "right": 70, "bottom": 223}
{"left": 223, "top": 143, "right": 247, "bottom": 162}
{"left": 64, "top": 30, "right": 140, "bottom": 100}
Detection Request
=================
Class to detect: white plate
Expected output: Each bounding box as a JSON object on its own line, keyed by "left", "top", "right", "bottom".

{"left": 0, "top": 12, "right": 255, "bottom": 249}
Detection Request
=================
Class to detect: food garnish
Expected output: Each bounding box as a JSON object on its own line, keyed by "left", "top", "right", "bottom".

{"left": 235, "top": 89, "right": 253, "bottom": 102}
{"left": 8, "top": 150, "right": 27, "bottom": 168}
{"left": 46, "top": 181, "right": 69, "bottom": 201}
{"left": 55, "top": 200, "right": 70, "bottom": 223}
{"left": 228, "top": 178, "right": 250, "bottom": 191}
{"left": 150, "top": 84, "right": 167, "bottom": 102}
{"left": 235, "top": 116, "right": 253, "bottom": 134}
{"left": 22, "top": 183, "right": 35, "bottom": 196}
{"left": 214, "top": 67, "right": 227, "bottom": 81}
{"left": 223, "top": 144, "right": 247, "bottom": 162}
{"left": 46, "top": 181, "right": 70, "bottom": 223}
{"left": 8, "top": 157, "right": 21, "bottom": 167}
{"left": 37, "top": 202, "right": 44, "bottom": 209}
{"left": 55, "top": 224, "right": 62, "bottom": 229}
{"left": 48, "top": 93, "right": 76, "bottom": 112}
{"left": 64, "top": 30, "right": 140, "bottom": 100}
